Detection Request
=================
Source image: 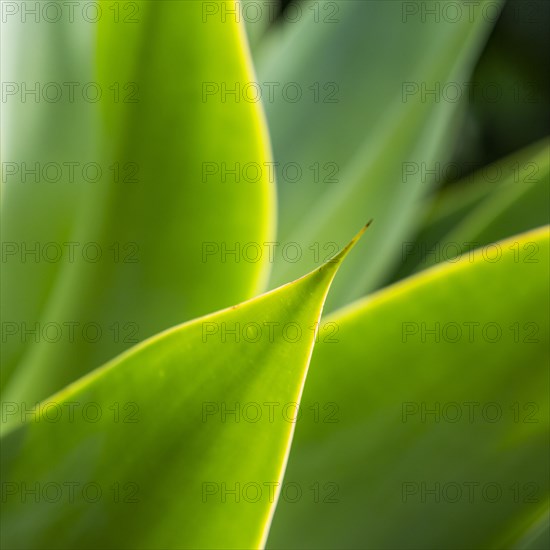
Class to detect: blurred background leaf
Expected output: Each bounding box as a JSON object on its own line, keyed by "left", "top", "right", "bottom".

{"left": 253, "top": 0, "right": 503, "bottom": 312}
{"left": 1, "top": 9, "right": 99, "bottom": 394}
{"left": 390, "top": 138, "right": 550, "bottom": 282}
{"left": 259, "top": 0, "right": 550, "bottom": 167}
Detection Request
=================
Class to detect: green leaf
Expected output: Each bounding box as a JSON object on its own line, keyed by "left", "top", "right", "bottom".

{"left": 268, "top": 227, "right": 549, "bottom": 550}
{"left": 241, "top": 0, "right": 279, "bottom": 51}
{"left": 0, "top": 12, "right": 99, "bottom": 393}
{"left": 513, "top": 515, "right": 550, "bottom": 550}
{"left": 0, "top": 224, "right": 368, "bottom": 550}
{"left": 392, "top": 138, "right": 550, "bottom": 281}
{"left": 257, "top": 0, "right": 502, "bottom": 310}
{"left": 2, "top": 0, "right": 276, "bottom": 403}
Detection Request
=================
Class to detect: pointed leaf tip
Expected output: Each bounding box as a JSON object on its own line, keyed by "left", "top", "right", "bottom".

{"left": 322, "top": 219, "right": 374, "bottom": 269}
{"left": 0, "top": 216, "right": 371, "bottom": 550}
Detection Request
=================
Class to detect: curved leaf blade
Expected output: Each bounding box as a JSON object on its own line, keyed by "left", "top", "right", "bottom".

{"left": 268, "top": 227, "right": 550, "bottom": 549}
{"left": 0, "top": 225, "right": 368, "bottom": 550}
{"left": 2, "top": 0, "right": 276, "bottom": 404}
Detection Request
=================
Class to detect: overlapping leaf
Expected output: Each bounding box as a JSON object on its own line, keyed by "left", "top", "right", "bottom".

{"left": 0, "top": 226, "right": 367, "bottom": 549}
{"left": 268, "top": 227, "right": 549, "bottom": 550}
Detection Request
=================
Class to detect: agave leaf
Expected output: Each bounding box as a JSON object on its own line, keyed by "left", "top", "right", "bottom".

{"left": 257, "top": 0, "right": 503, "bottom": 310}
{"left": 392, "top": 138, "right": 550, "bottom": 281}
{"left": 1, "top": 0, "right": 276, "bottom": 403}
{"left": 268, "top": 227, "right": 549, "bottom": 550}
{"left": 0, "top": 225, "right": 368, "bottom": 550}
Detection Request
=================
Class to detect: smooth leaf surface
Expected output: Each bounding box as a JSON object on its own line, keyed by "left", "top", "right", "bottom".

{"left": 242, "top": 0, "right": 279, "bottom": 50}
{"left": 0, "top": 10, "right": 99, "bottom": 392}
{"left": 258, "top": 0, "right": 502, "bottom": 310}
{"left": 0, "top": 225, "right": 367, "bottom": 550}
{"left": 268, "top": 227, "right": 550, "bottom": 550}
{"left": 2, "top": 0, "right": 275, "bottom": 404}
